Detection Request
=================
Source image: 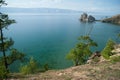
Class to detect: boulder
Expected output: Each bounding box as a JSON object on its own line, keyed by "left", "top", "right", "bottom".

{"left": 87, "top": 51, "right": 101, "bottom": 64}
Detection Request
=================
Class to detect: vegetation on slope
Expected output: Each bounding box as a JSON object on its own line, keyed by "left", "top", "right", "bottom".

{"left": 9, "top": 59, "right": 120, "bottom": 80}
{"left": 66, "top": 36, "right": 97, "bottom": 66}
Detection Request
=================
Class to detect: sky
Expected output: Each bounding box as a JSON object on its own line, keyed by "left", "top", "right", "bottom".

{"left": 4, "top": 0, "right": 120, "bottom": 12}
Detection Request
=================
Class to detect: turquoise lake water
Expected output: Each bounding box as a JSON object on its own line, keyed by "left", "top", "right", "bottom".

{"left": 2, "top": 14, "right": 120, "bottom": 71}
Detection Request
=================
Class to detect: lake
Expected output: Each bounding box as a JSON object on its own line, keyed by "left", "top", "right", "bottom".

{"left": 3, "top": 13, "right": 120, "bottom": 71}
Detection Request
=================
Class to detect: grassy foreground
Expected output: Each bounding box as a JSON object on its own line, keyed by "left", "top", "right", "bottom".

{"left": 9, "top": 61, "right": 120, "bottom": 80}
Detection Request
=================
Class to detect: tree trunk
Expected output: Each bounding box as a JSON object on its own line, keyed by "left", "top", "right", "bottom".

{"left": 0, "top": 22, "right": 8, "bottom": 70}
{"left": 75, "top": 59, "right": 79, "bottom": 66}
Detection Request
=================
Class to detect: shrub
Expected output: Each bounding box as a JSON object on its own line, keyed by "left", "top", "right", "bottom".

{"left": 0, "top": 66, "right": 8, "bottom": 79}
{"left": 43, "top": 63, "right": 49, "bottom": 71}
{"left": 101, "top": 39, "right": 115, "bottom": 59}
{"left": 66, "top": 36, "right": 97, "bottom": 66}
{"left": 20, "top": 57, "right": 39, "bottom": 75}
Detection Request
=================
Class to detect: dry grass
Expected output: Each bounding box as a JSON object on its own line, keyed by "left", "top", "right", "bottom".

{"left": 7, "top": 61, "right": 120, "bottom": 80}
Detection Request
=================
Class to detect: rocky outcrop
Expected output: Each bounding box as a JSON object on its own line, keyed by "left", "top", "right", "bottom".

{"left": 102, "top": 14, "right": 120, "bottom": 25}
{"left": 80, "top": 13, "right": 95, "bottom": 22}
{"left": 87, "top": 44, "right": 120, "bottom": 64}
{"left": 80, "top": 13, "right": 88, "bottom": 22}
{"left": 87, "top": 51, "right": 101, "bottom": 64}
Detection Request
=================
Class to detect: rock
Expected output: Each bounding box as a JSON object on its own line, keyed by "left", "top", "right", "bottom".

{"left": 110, "top": 53, "right": 120, "bottom": 59}
{"left": 87, "top": 59, "right": 92, "bottom": 64}
{"left": 88, "top": 15, "right": 95, "bottom": 22}
{"left": 99, "top": 56, "right": 109, "bottom": 62}
{"left": 114, "top": 44, "right": 120, "bottom": 49}
{"left": 58, "top": 73, "right": 63, "bottom": 76}
{"left": 112, "top": 49, "right": 120, "bottom": 53}
{"left": 80, "top": 13, "right": 88, "bottom": 22}
{"left": 112, "top": 44, "right": 120, "bottom": 53}
{"left": 80, "top": 13, "right": 95, "bottom": 22}
{"left": 87, "top": 51, "right": 101, "bottom": 64}
{"left": 89, "top": 51, "right": 101, "bottom": 59}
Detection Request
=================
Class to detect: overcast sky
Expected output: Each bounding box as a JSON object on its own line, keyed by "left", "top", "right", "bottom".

{"left": 4, "top": 0, "right": 120, "bottom": 12}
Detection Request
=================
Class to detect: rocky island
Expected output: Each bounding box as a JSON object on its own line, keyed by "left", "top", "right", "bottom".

{"left": 80, "top": 13, "right": 96, "bottom": 22}
{"left": 102, "top": 14, "right": 120, "bottom": 25}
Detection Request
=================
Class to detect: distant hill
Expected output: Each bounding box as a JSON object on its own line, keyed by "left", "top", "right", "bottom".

{"left": 0, "top": 7, "right": 82, "bottom": 13}
{"left": 102, "top": 14, "right": 120, "bottom": 25}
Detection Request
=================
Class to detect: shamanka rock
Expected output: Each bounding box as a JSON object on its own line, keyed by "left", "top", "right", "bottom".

{"left": 80, "top": 13, "right": 95, "bottom": 22}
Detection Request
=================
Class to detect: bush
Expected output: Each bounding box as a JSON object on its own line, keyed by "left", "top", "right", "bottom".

{"left": 66, "top": 36, "right": 97, "bottom": 66}
{"left": 110, "top": 56, "right": 120, "bottom": 63}
{"left": 19, "top": 65, "right": 31, "bottom": 75}
{"left": 101, "top": 39, "right": 115, "bottom": 59}
{"left": 0, "top": 66, "right": 8, "bottom": 79}
{"left": 20, "top": 57, "right": 39, "bottom": 75}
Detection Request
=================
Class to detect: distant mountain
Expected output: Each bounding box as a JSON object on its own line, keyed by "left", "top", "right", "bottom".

{"left": 0, "top": 7, "right": 82, "bottom": 13}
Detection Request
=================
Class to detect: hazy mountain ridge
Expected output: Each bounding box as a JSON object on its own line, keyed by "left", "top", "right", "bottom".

{"left": 0, "top": 7, "right": 82, "bottom": 13}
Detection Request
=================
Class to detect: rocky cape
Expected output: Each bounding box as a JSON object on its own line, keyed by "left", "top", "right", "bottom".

{"left": 102, "top": 14, "right": 120, "bottom": 25}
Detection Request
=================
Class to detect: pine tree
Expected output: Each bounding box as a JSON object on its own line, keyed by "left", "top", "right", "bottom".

{"left": 0, "top": 0, "right": 13, "bottom": 70}
{"left": 66, "top": 36, "right": 97, "bottom": 66}
{"left": 0, "top": 0, "right": 25, "bottom": 73}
